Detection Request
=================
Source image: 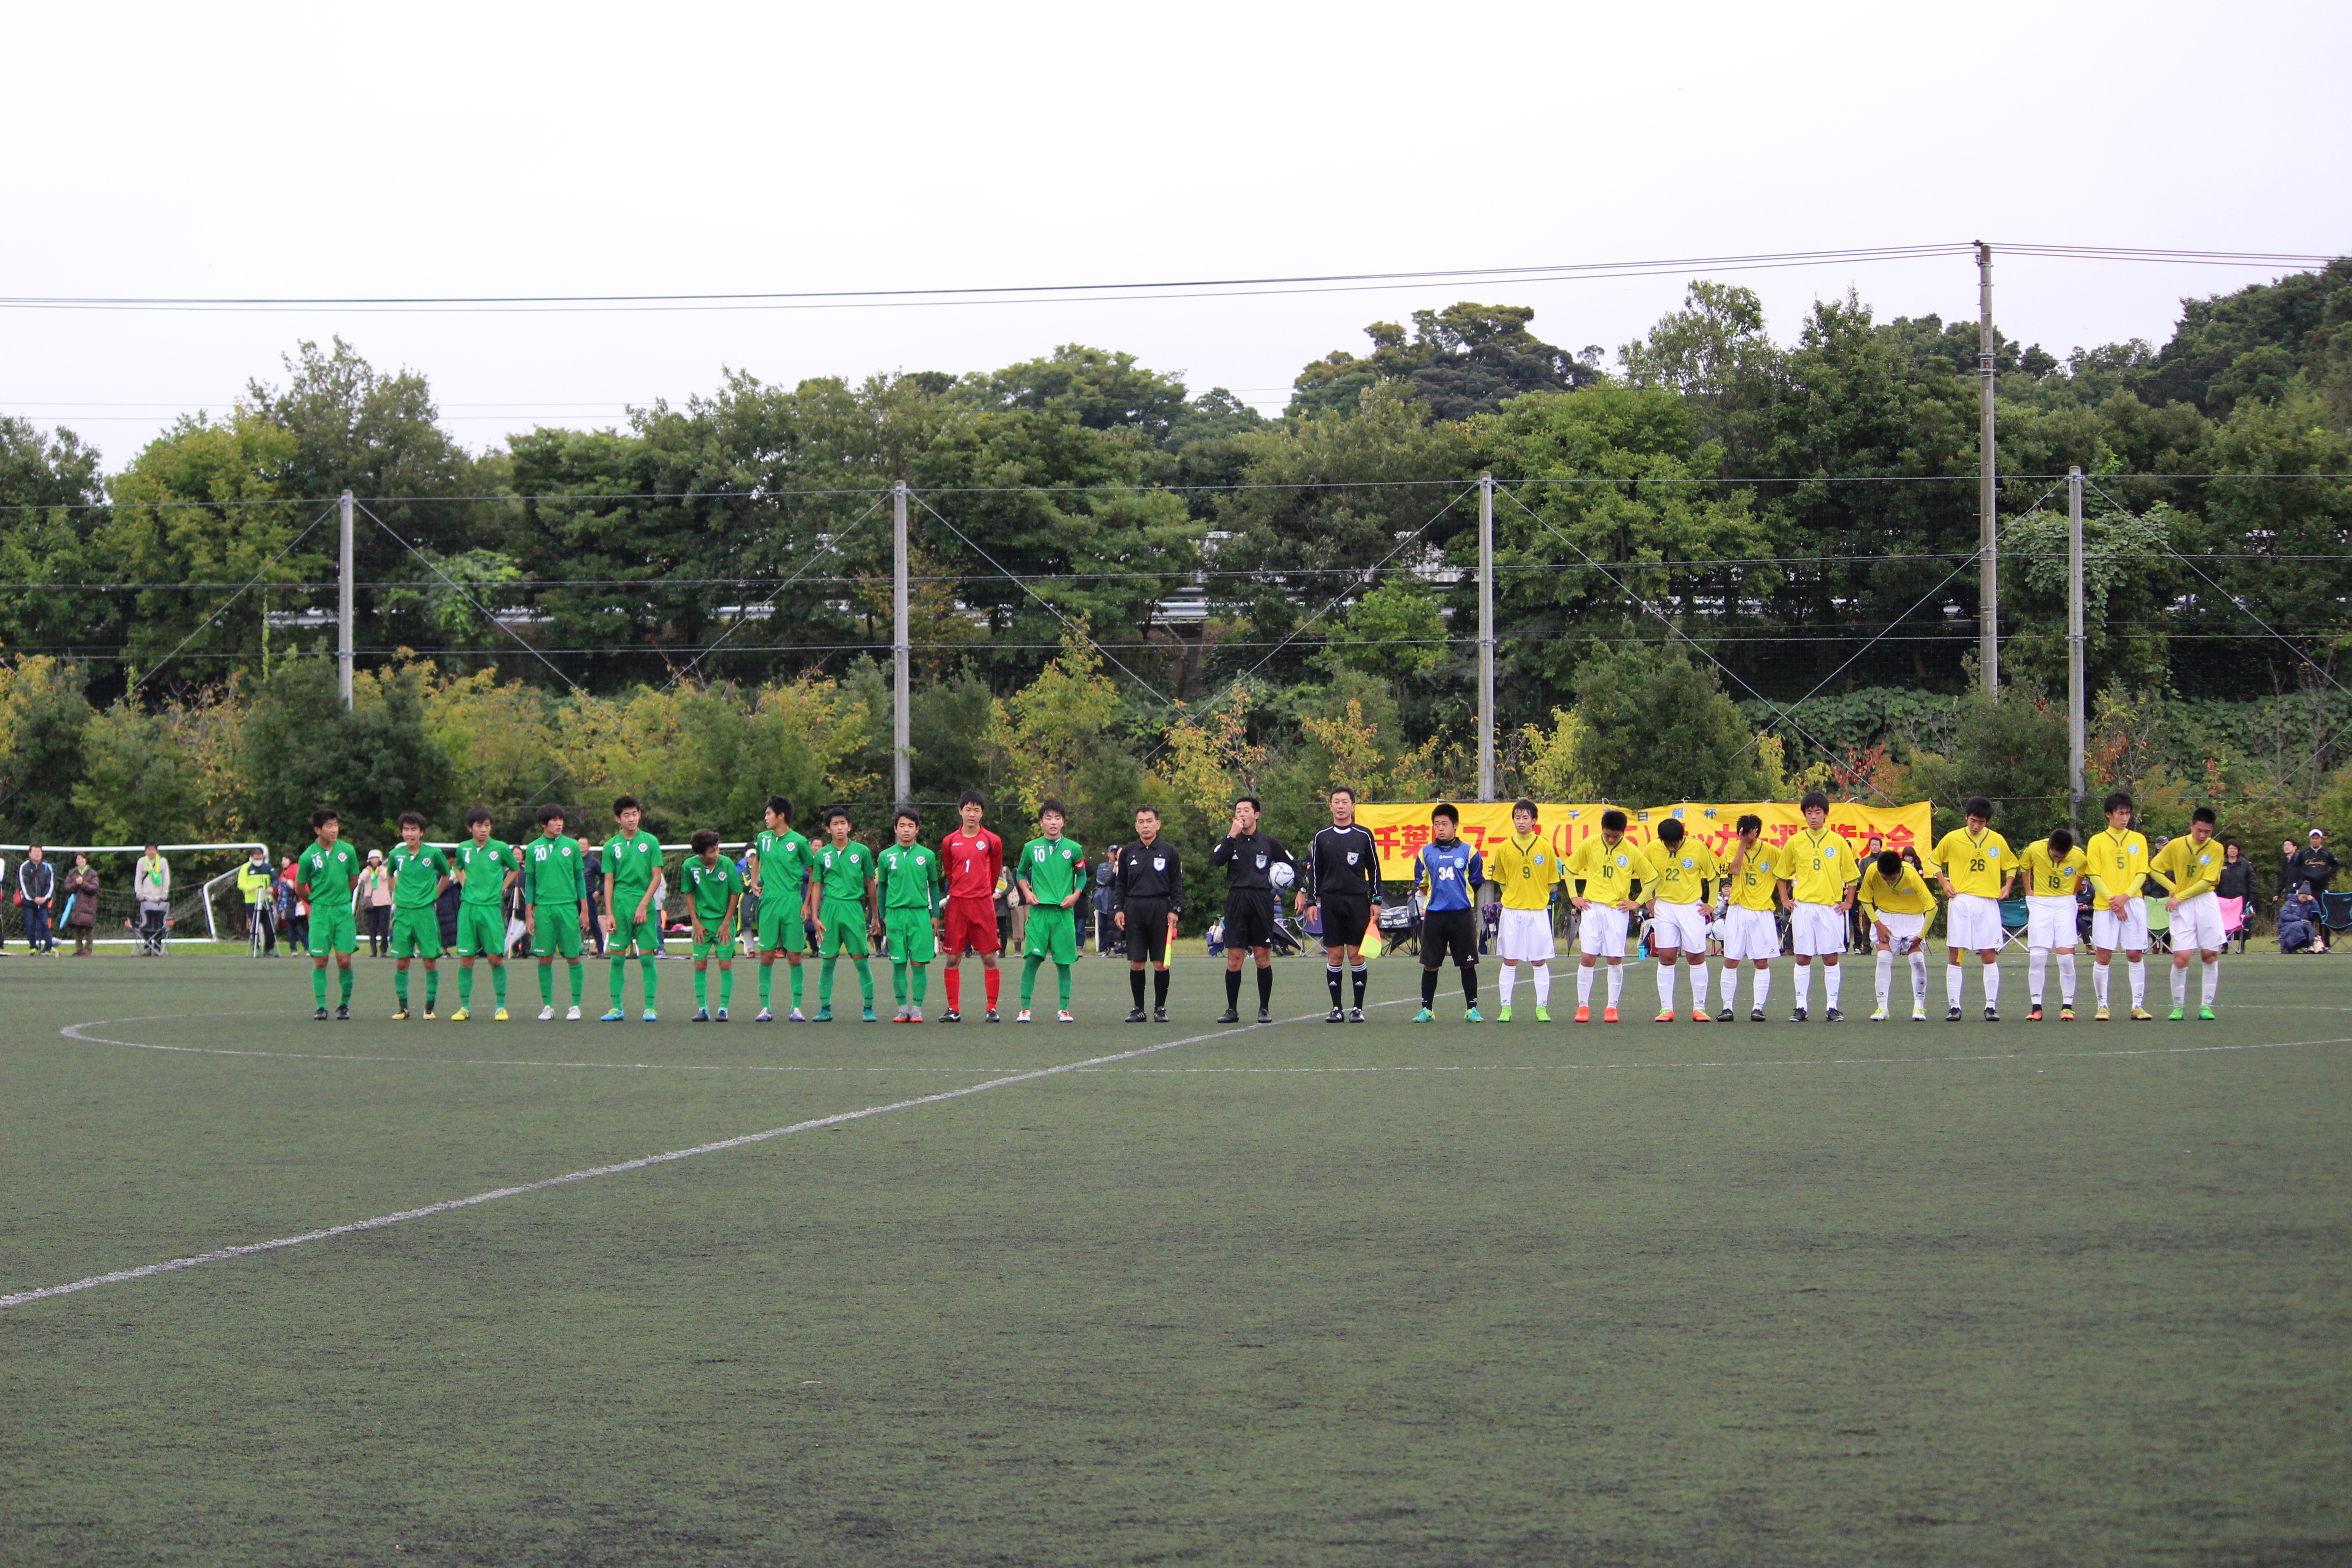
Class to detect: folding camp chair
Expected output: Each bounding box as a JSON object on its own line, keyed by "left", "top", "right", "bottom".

{"left": 2143, "top": 898, "right": 2173, "bottom": 955}
{"left": 2323, "top": 892, "right": 2352, "bottom": 953}
{"left": 1999, "top": 897, "right": 2031, "bottom": 952}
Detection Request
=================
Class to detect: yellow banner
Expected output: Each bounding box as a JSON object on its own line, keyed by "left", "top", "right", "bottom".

{"left": 1352, "top": 801, "right": 1933, "bottom": 882}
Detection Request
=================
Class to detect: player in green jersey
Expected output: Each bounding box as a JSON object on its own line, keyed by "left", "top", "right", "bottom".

{"left": 386, "top": 812, "right": 453, "bottom": 1019}
{"left": 294, "top": 808, "right": 363, "bottom": 1019}
{"left": 810, "top": 805, "right": 880, "bottom": 1022}
{"left": 750, "top": 794, "right": 817, "bottom": 1022}
{"left": 877, "top": 807, "right": 945, "bottom": 1022}
{"left": 523, "top": 804, "right": 590, "bottom": 1019}
{"left": 1014, "top": 798, "right": 1086, "bottom": 1022}
{"left": 683, "top": 828, "right": 745, "bottom": 1022}
{"left": 599, "top": 795, "right": 665, "bottom": 1022}
{"left": 450, "top": 805, "right": 517, "bottom": 1021}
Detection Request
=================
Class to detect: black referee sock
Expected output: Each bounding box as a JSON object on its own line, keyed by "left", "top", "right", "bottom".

{"left": 1460, "top": 963, "right": 1480, "bottom": 1010}
{"left": 1326, "top": 964, "right": 1343, "bottom": 1008}
{"left": 1153, "top": 968, "right": 1169, "bottom": 1009}
{"left": 1421, "top": 966, "right": 1440, "bottom": 1007}
{"left": 1352, "top": 963, "right": 1367, "bottom": 1008}
{"left": 1225, "top": 967, "right": 1242, "bottom": 1009}
{"left": 1257, "top": 966, "right": 1274, "bottom": 1010}
{"left": 1130, "top": 968, "right": 1146, "bottom": 1009}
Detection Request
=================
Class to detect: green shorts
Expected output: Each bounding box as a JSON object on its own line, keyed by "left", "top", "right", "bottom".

{"left": 308, "top": 906, "right": 358, "bottom": 957}
{"left": 1024, "top": 906, "right": 1076, "bottom": 965}
{"left": 390, "top": 906, "right": 442, "bottom": 960}
{"left": 608, "top": 896, "right": 661, "bottom": 955}
{"left": 455, "top": 903, "right": 506, "bottom": 958}
{"left": 531, "top": 907, "right": 583, "bottom": 959}
{"left": 818, "top": 898, "right": 870, "bottom": 958}
{"left": 885, "top": 907, "right": 936, "bottom": 964}
{"left": 691, "top": 917, "right": 737, "bottom": 961}
{"left": 757, "top": 889, "right": 808, "bottom": 954}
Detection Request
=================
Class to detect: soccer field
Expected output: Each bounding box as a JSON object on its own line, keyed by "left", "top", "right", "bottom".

{"left": 4, "top": 952, "right": 2348, "bottom": 1567}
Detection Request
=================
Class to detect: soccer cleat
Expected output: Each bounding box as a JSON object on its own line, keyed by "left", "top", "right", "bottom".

{"left": 1536, "top": 1006, "right": 1551, "bottom": 1023}
{"left": 1412, "top": 1007, "right": 1436, "bottom": 1023}
{"left": 1790, "top": 1008, "right": 1808, "bottom": 1023}
{"left": 566, "top": 1005, "right": 581, "bottom": 1020}
{"left": 1870, "top": 1005, "right": 1889, "bottom": 1021}
{"left": 2168, "top": 1006, "right": 2185, "bottom": 1021}
{"left": 1751, "top": 1008, "right": 1767, "bottom": 1023}
{"left": 1058, "top": 1010, "right": 1075, "bottom": 1023}
{"left": 861, "top": 1007, "right": 876, "bottom": 1022}
{"left": 715, "top": 1008, "right": 730, "bottom": 1022}
{"left": 335, "top": 1005, "right": 351, "bottom": 1020}
{"left": 1215, "top": 1008, "right": 1241, "bottom": 1024}
{"left": 392, "top": 1007, "right": 410, "bottom": 1021}
{"left": 538, "top": 1004, "right": 556, "bottom": 1021}
{"left": 940, "top": 1008, "right": 960, "bottom": 1023}
{"left": 2130, "top": 1007, "right": 2154, "bottom": 1021}
{"left": 2027, "top": 1005, "right": 2043, "bottom": 1021}
{"left": 1911, "top": 1004, "right": 1927, "bottom": 1021}
{"left": 1496, "top": 1005, "right": 1512, "bottom": 1022}
{"left": 2058, "top": 1006, "right": 2074, "bottom": 1022}
{"left": 2094, "top": 1006, "right": 2110, "bottom": 1021}
{"left": 893, "top": 1004, "right": 911, "bottom": 1022}
{"left": 1127, "top": 1007, "right": 1147, "bottom": 1023}
{"left": 1690, "top": 1010, "right": 1712, "bottom": 1024}
{"left": 1573, "top": 1005, "right": 1592, "bottom": 1023}
{"left": 985, "top": 1008, "right": 1001, "bottom": 1023}
{"left": 494, "top": 1007, "right": 509, "bottom": 1022}
{"left": 601, "top": 1008, "right": 625, "bottom": 1022}
{"left": 1824, "top": 1007, "right": 1844, "bottom": 1023}
{"left": 642, "top": 1010, "right": 657, "bottom": 1023}
{"left": 813, "top": 1007, "right": 833, "bottom": 1022}
{"left": 789, "top": 1009, "right": 808, "bottom": 1022}
{"left": 755, "top": 1008, "right": 774, "bottom": 1022}
{"left": 314, "top": 1006, "right": 330, "bottom": 1021}
{"left": 422, "top": 1007, "right": 436, "bottom": 1021}
{"left": 1946, "top": 1006, "right": 1964, "bottom": 1023}
{"left": 1347, "top": 1007, "right": 1362, "bottom": 1022}
{"left": 2199, "top": 1006, "right": 2216, "bottom": 1020}
{"left": 1257, "top": 1008, "right": 1273, "bottom": 1024}
{"left": 903, "top": 1007, "right": 917, "bottom": 1023}
{"left": 1326, "top": 1007, "right": 1345, "bottom": 1023}
{"left": 450, "top": 1007, "right": 470, "bottom": 1022}
{"left": 691, "top": 1009, "right": 710, "bottom": 1023}
{"left": 1017, "top": 1009, "right": 1034, "bottom": 1023}
{"left": 1654, "top": 1010, "right": 1676, "bottom": 1023}
{"left": 1715, "top": 1007, "right": 1734, "bottom": 1023}
{"left": 1983, "top": 1008, "right": 1999, "bottom": 1024}
{"left": 1602, "top": 1006, "right": 1620, "bottom": 1023}
{"left": 1464, "top": 1006, "right": 1483, "bottom": 1023}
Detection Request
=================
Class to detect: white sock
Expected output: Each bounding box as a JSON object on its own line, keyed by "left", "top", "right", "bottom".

{"left": 1982, "top": 963, "right": 1999, "bottom": 1008}
{"left": 2093, "top": 959, "right": 2111, "bottom": 1007}
{"left": 1533, "top": 963, "right": 1552, "bottom": 1006}
{"left": 2057, "top": 951, "right": 2077, "bottom": 1004}
{"left": 1875, "top": 950, "right": 1892, "bottom": 1009}
{"left": 1946, "top": 963, "right": 1964, "bottom": 1010}
{"left": 1752, "top": 966, "right": 1772, "bottom": 1009}
{"left": 1823, "top": 962, "right": 1843, "bottom": 1009}
{"left": 2171, "top": 965, "right": 2188, "bottom": 1007}
{"left": 2202, "top": 958, "right": 2219, "bottom": 1007}
{"left": 2029, "top": 946, "right": 2049, "bottom": 1005}
{"left": 1656, "top": 962, "right": 1676, "bottom": 1013}
{"left": 1607, "top": 964, "right": 1624, "bottom": 1007}
{"left": 1794, "top": 961, "right": 1814, "bottom": 1012}
{"left": 1577, "top": 964, "right": 1594, "bottom": 1004}
{"left": 2128, "top": 958, "right": 2146, "bottom": 1008}
{"left": 1691, "top": 962, "right": 1710, "bottom": 1012}
{"left": 1910, "top": 951, "right": 1929, "bottom": 1007}
{"left": 1499, "top": 964, "right": 1517, "bottom": 1009}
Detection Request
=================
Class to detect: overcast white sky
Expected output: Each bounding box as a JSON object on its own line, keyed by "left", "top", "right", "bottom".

{"left": 5, "top": 0, "right": 2345, "bottom": 470}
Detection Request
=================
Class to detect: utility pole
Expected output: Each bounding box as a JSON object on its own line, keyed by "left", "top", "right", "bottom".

{"left": 338, "top": 488, "right": 355, "bottom": 710}
{"left": 1477, "top": 471, "right": 1496, "bottom": 802}
{"left": 2068, "top": 465, "right": 2086, "bottom": 824}
{"left": 1977, "top": 241, "right": 1999, "bottom": 696}
{"left": 892, "top": 480, "right": 911, "bottom": 804}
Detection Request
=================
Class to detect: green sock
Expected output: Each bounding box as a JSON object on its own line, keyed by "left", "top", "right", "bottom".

{"left": 892, "top": 961, "right": 908, "bottom": 1005}
{"left": 312, "top": 967, "right": 328, "bottom": 1008}
{"left": 339, "top": 968, "right": 354, "bottom": 1005}
{"left": 694, "top": 969, "right": 709, "bottom": 1010}
{"left": 913, "top": 965, "right": 928, "bottom": 1005}
{"left": 539, "top": 964, "right": 554, "bottom": 1005}
{"left": 492, "top": 965, "right": 507, "bottom": 1004}
{"left": 854, "top": 959, "right": 874, "bottom": 1007}
{"left": 610, "top": 956, "right": 628, "bottom": 1008}
{"left": 640, "top": 956, "right": 657, "bottom": 1008}
{"left": 759, "top": 962, "right": 773, "bottom": 1008}
{"left": 820, "top": 960, "right": 836, "bottom": 1008}
{"left": 790, "top": 964, "right": 804, "bottom": 1008}
{"left": 719, "top": 968, "right": 734, "bottom": 1010}
{"left": 1022, "top": 953, "right": 1044, "bottom": 1008}
{"left": 395, "top": 970, "right": 409, "bottom": 1006}
{"left": 425, "top": 971, "right": 438, "bottom": 1008}
{"left": 568, "top": 964, "right": 584, "bottom": 1004}
{"left": 459, "top": 968, "right": 475, "bottom": 1009}
{"left": 1057, "top": 963, "right": 1073, "bottom": 1011}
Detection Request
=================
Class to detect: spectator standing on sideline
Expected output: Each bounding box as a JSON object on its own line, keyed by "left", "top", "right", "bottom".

{"left": 60, "top": 852, "right": 100, "bottom": 956}
{"left": 238, "top": 848, "right": 276, "bottom": 954}
{"left": 0, "top": 843, "right": 9, "bottom": 951}
{"left": 358, "top": 849, "right": 393, "bottom": 956}
{"left": 19, "top": 844, "right": 55, "bottom": 954}
{"left": 2215, "top": 838, "right": 2256, "bottom": 947}
{"left": 278, "top": 856, "right": 309, "bottom": 953}
{"left": 133, "top": 843, "right": 171, "bottom": 955}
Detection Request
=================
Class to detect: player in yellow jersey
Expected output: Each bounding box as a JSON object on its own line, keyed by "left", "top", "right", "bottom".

{"left": 1716, "top": 813, "right": 1781, "bottom": 1021}
{"left": 1565, "top": 808, "right": 1643, "bottom": 1022}
{"left": 2151, "top": 805, "right": 2224, "bottom": 1020}
{"left": 2019, "top": 827, "right": 2088, "bottom": 1020}
{"left": 1930, "top": 796, "right": 2015, "bottom": 1022}
{"left": 1776, "top": 789, "right": 1859, "bottom": 1022}
{"left": 1859, "top": 848, "right": 1937, "bottom": 1020}
{"left": 1642, "top": 818, "right": 1720, "bottom": 1022}
{"left": 2084, "top": 790, "right": 2154, "bottom": 1019}
{"left": 1490, "top": 799, "right": 1564, "bottom": 1022}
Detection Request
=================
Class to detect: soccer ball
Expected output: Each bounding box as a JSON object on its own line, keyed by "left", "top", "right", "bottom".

{"left": 1269, "top": 861, "right": 1296, "bottom": 891}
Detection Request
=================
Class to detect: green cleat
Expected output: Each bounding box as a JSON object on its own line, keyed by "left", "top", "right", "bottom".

{"left": 2168, "top": 1006, "right": 2186, "bottom": 1021}
{"left": 2199, "top": 1006, "right": 2216, "bottom": 1020}
{"left": 1535, "top": 1005, "right": 1550, "bottom": 1022}
{"left": 812, "top": 1006, "right": 833, "bottom": 1022}
{"left": 1412, "top": 1007, "right": 1435, "bottom": 1023}
{"left": 1496, "top": 1004, "right": 1512, "bottom": 1022}
{"left": 1464, "top": 1006, "right": 1483, "bottom": 1023}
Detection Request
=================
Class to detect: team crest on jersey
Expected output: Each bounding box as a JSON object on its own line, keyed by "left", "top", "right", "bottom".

{"left": 1346, "top": 851, "right": 1358, "bottom": 865}
{"left": 1681, "top": 857, "right": 1693, "bottom": 869}
{"left": 1152, "top": 856, "right": 1165, "bottom": 871}
{"left": 1254, "top": 853, "right": 1267, "bottom": 869}
{"left": 1615, "top": 854, "right": 1628, "bottom": 867}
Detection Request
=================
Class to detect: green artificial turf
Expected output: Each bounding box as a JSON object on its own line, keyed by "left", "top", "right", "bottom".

{"left": 3, "top": 949, "right": 2348, "bottom": 1566}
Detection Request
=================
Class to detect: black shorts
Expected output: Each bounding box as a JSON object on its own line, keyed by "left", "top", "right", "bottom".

{"left": 1422, "top": 906, "right": 1480, "bottom": 967}
{"left": 1222, "top": 889, "right": 1277, "bottom": 951}
{"left": 1122, "top": 897, "right": 1172, "bottom": 964}
{"left": 1317, "top": 893, "right": 1371, "bottom": 951}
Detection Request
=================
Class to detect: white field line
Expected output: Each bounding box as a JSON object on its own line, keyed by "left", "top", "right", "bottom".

{"left": 4, "top": 1008, "right": 1348, "bottom": 1310}
{"left": 1090, "top": 1034, "right": 2352, "bottom": 1071}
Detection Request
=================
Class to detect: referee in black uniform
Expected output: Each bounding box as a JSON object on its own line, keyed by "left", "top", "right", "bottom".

{"left": 1210, "top": 794, "right": 1295, "bottom": 1024}
{"left": 1110, "top": 806, "right": 1183, "bottom": 1022}
{"left": 1301, "top": 785, "right": 1382, "bottom": 1022}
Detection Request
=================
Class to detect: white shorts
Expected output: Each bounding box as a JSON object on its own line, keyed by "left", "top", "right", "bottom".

{"left": 1650, "top": 901, "right": 1710, "bottom": 954}
{"left": 2170, "top": 891, "right": 2225, "bottom": 954}
{"left": 1790, "top": 900, "right": 1847, "bottom": 957}
{"left": 2092, "top": 898, "right": 2149, "bottom": 952}
{"left": 1497, "top": 906, "right": 1555, "bottom": 962}
{"left": 2026, "top": 894, "right": 2079, "bottom": 950}
{"left": 1872, "top": 910, "right": 1927, "bottom": 953}
{"left": 1721, "top": 905, "right": 1782, "bottom": 961}
{"left": 1946, "top": 893, "right": 2004, "bottom": 953}
{"left": 1578, "top": 903, "right": 1629, "bottom": 960}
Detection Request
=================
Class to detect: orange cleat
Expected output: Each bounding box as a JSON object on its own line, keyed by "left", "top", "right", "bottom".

{"left": 1690, "top": 1010, "right": 1713, "bottom": 1023}
{"left": 1602, "top": 1006, "right": 1620, "bottom": 1023}
{"left": 1653, "top": 1009, "right": 1676, "bottom": 1023}
{"left": 1573, "top": 1004, "right": 1591, "bottom": 1023}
